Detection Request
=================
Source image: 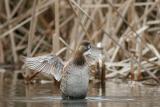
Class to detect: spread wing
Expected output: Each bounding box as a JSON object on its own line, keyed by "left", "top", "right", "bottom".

{"left": 84, "top": 46, "right": 103, "bottom": 65}
{"left": 24, "top": 54, "right": 64, "bottom": 81}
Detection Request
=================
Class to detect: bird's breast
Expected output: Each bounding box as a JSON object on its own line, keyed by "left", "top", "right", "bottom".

{"left": 60, "top": 64, "right": 90, "bottom": 97}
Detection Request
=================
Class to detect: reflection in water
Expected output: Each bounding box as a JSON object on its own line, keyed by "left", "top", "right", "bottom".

{"left": 0, "top": 71, "right": 160, "bottom": 107}
{"left": 61, "top": 100, "right": 87, "bottom": 107}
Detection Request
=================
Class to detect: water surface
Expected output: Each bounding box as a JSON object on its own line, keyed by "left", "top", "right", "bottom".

{"left": 0, "top": 71, "right": 160, "bottom": 107}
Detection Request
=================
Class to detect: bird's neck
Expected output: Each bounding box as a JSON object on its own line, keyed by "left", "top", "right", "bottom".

{"left": 73, "top": 51, "right": 86, "bottom": 66}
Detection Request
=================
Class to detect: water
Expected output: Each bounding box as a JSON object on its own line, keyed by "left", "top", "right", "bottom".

{"left": 0, "top": 71, "right": 160, "bottom": 107}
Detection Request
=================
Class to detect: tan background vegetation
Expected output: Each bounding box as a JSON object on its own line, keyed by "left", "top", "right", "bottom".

{"left": 0, "top": 0, "right": 160, "bottom": 82}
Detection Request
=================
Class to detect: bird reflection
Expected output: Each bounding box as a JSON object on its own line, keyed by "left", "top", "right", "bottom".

{"left": 61, "top": 99, "right": 87, "bottom": 107}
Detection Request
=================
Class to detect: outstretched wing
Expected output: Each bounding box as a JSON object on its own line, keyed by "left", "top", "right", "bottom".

{"left": 84, "top": 46, "right": 103, "bottom": 65}
{"left": 24, "top": 54, "right": 64, "bottom": 81}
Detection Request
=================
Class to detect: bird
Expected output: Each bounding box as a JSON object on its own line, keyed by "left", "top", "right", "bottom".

{"left": 24, "top": 41, "right": 102, "bottom": 99}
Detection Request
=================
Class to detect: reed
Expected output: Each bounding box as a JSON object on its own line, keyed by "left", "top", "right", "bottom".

{"left": 0, "top": 0, "right": 159, "bottom": 84}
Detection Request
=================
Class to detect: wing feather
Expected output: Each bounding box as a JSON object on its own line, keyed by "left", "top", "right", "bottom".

{"left": 24, "top": 54, "right": 64, "bottom": 81}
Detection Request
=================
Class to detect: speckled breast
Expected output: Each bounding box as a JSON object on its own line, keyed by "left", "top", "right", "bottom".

{"left": 60, "top": 63, "right": 90, "bottom": 99}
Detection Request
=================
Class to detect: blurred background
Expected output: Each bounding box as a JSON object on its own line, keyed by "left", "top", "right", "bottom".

{"left": 0, "top": 0, "right": 160, "bottom": 107}
{"left": 0, "top": 0, "right": 160, "bottom": 82}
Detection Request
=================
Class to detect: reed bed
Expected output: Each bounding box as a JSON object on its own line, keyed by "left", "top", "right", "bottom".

{"left": 0, "top": 0, "right": 160, "bottom": 84}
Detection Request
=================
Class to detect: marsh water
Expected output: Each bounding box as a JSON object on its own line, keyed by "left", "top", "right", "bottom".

{"left": 0, "top": 71, "right": 160, "bottom": 107}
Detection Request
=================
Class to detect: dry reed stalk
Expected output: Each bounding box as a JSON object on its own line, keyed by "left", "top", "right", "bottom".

{"left": 52, "top": 0, "right": 60, "bottom": 53}
{"left": 25, "top": 0, "right": 38, "bottom": 79}
{"left": 66, "top": 0, "right": 92, "bottom": 45}
{"left": 0, "top": 0, "right": 55, "bottom": 37}
{"left": 69, "top": 0, "right": 130, "bottom": 57}
{"left": 65, "top": 18, "right": 79, "bottom": 59}
{"left": 5, "top": 0, "right": 18, "bottom": 63}
{"left": 114, "top": 0, "right": 133, "bottom": 35}
{"left": 59, "top": 36, "right": 73, "bottom": 51}
{"left": 10, "top": 0, "right": 24, "bottom": 18}
{"left": 81, "top": 0, "right": 103, "bottom": 42}
{"left": 136, "top": 26, "right": 148, "bottom": 80}
{"left": 0, "top": 7, "right": 48, "bottom": 39}
{"left": 27, "top": 0, "right": 38, "bottom": 56}
{"left": 0, "top": 0, "right": 55, "bottom": 30}
{"left": 81, "top": 2, "right": 155, "bottom": 9}
{"left": 147, "top": 44, "right": 160, "bottom": 60}
{"left": 31, "top": 35, "right": 46, "bottom": 56}
{"left": 131, "top": 1, "right": 158, "bottom": 29}
{"left": 108, "top": 0, "right": 157, "bottom": 54}
{"left": 60, "top": 2, "right": 156, "bottom": 9}
{"left": 101, "top": 0, "right": 112, "bottom": 50}
{"left": 104, "top": 0, "right": 159, "bottom": 82}
{"left": 0, "top": 40, "right": 4, "bottom": 63}
{"left": 64, "top": 0, "right": 87, "bottom": 59}
{"left": 142, "top": 0, "right": 150, "bottom": 25}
